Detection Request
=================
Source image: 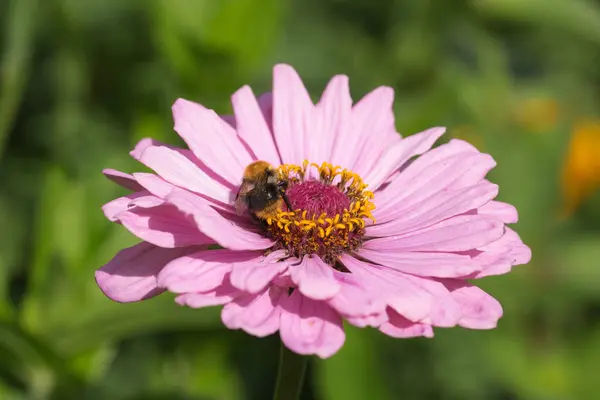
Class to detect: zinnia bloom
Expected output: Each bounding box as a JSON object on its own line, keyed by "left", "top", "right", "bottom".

{"left": 96, "top": 64, "right": 531, "bottom": 358}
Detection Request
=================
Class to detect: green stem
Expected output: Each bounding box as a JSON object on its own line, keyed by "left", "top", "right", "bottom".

{"left": 272, "top": 342, "right": 309, "bottom": 400}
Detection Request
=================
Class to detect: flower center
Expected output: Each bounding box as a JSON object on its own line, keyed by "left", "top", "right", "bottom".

{"left": 286, "top": 181, "right": 350, "bottom": 218}
{"left": 264, "top": 161, "right": 376, "bottom": 267}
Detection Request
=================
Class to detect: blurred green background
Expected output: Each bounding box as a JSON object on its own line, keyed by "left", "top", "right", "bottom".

{"left": 1, "top": 0, "right": 600, "bottom": 399}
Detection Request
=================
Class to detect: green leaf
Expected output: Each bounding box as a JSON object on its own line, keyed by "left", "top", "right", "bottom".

{"left": 475, "top": 0, "right": 600, "bottom": 45}
{"left": 0, "top": 323, "right": 83, "bottom": 398}
{"left": 0, "top": 0, "right": 38, "bottom": 159}
{"left": 44, "top": 299, "right": 223, "bottom": 356}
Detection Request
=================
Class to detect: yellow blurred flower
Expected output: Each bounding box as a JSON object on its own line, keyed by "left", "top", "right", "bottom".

{"left": 561, "top": 119, "right": 600, "bottom": 216}
{"left": 514, "top": 97, "right": 560, "bottom": 133}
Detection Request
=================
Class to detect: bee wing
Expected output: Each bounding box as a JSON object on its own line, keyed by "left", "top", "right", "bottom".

{"left": 234, "top": 180, "right": 254, "bottom": 216}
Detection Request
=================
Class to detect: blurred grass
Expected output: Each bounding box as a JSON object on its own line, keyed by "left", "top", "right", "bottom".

{"left": 1, "top": 0, "right": 600, "bottom": 399}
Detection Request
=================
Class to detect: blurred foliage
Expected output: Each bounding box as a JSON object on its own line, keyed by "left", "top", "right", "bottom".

{"left": 1, "top": 0, "right": 600, "bottom": 399}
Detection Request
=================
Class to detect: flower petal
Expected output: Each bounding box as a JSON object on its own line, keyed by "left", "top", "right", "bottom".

{"left": 117, "top": 204, "right": 213, "bottom": 248}
{"left": 358, "top": 248, "right": 481, "bottom": 278}
{"left": 442, "top": 281, "right": 503, "bottom": 329}
{"left": 95, "top": 243, "right": 193, "bottom": 303}
{"left": 369, "top": 182, "right": 499, "bottom": 236}
{"left": 172, "top": 98, "right": 253, "bottom": 185}
{"left": 175, "top": 281, "right": 240, "bottom": 308}
{"left": 221, "top": 286, "right": 285, "bottom": 337}
{"left": 229, "top": 250, "right": 291, "bottom": 293}
{"left": 136, "top": 145, "right": 232, "bottom": 205}
{"left": 103, "top": 169, "right": 144, "bottom": 191}
{"left": 102, "top": 191, "right": 154, "bottom": 222}
{"left": 400, "top": 274, "right": 461, "bottom": 327}
{"left": 366, "top": 215, "right": 505, "bottom": 252}
{"left": 332, "top": 86, "right": 398, "bottom": 176}
{"left": 340, "top": 255, "right": 435, "bottom": 322}
{"left": 165, "top": 187, "right": 274, "bottom": 250}
{"left": 345, "top": 312, "right": 388, "bottom": 328}
{"left": 478, "top": 200, "right": 518, "bottom": 224}
{"left": 272, "top": 64, "right": 315, "bottom": 165}
{"left": 131, "top": 138, "right": 235, "bottom": 190}
{"left": 257, "top": 92, "right": 274, "bottom": 130}
{"left": 157, "top": 249, "right": 260, "bottom": 293}
{"left": 326, "top": 271, "right": 387, "bottom": 318}
{"left": 279, "top": 290, "right": 345, "bottom": 358}
{"left": 290, "top": 256, "right": 341, "bottom": 300}
{"left": 472, "top": 228, "right": 531, "bottom": 278}
{"left": 313, "top": 75, "right": 352, "bottom": 165}
{"left": 379, "top": 308, "right": 434, "bottom": 338}
{"left": 374, "top": 146, "right": 496, "bottom": 220}
{"left": 364, "top": 127, "right": 446, "bottom": 191}
{"left": 231, "top": 85, "right": 280, "bottom": 165}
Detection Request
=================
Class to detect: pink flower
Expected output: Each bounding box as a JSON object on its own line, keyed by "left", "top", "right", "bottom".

{"left": 96, "top": 64, "right": 531, "bottom": 358}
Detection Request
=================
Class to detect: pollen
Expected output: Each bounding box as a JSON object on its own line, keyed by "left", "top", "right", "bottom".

{"left": 264, "top": 161, "right": 376, "bottom": 267}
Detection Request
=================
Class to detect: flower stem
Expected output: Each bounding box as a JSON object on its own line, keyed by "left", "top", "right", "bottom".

{"left": 272, "top": 342, "right": 308, "bottom": 400}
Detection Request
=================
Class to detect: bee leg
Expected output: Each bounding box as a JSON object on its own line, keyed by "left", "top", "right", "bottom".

{"left": 281, "top": 192, "right": 293, "bottom": 212}
{"left": 251, "top": 214, "right": 269, "bottom": 230}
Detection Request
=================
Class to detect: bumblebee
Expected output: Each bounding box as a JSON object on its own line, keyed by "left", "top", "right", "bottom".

{"left": 235, "top": 161, "right": 292, "bottom": 220}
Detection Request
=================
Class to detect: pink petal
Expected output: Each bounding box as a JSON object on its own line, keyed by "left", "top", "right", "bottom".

{"left": 130, "top": 137, "right": 157, "bottom": 160}
{"left": 221, "top": 286, "right": 285, "bottom": 337}
{"left": 374, "top": 149, "right": 496, "bottom": 221}
{"left": 229, "top": 250, "right": 291, "bottom": 293}
{"left": 340, "top": 255, "right": 434, "bottom": 322}
{"left": 399, "top": 274, "right": 461, "bottom": 327}
{"left": 327, "top": 271, "right": 387, "bottom": 318}
{"left": 131, "top": 138, "right": 235, "bottom": 191}
{"left": 165, "top": 187, "right": 274, "bottom": 250}
{"left": 127, "top": 194, "right": 165, "bottom": 209}
{"left": 443, "top": 281, "right": 503, "bottom": 329}
{"left": 172, "top": 98, "right": 253, "bottom": 185}
{"left": 133, "top": 172, "right": 235, "bottom": 216}
{"left": 332, "top": 86, "right": 398, "bottom": 177}
{"left": 369, "top": 182, "right": 499, "bottom": 236}
{"left": 272, "top": 64, "right": 315, "bottom": 165}
{"left": 279, "top": 290, "right": 345, "bottom": 358}
{"left": 313, "top": 75, "right": 352, "bottom": 164}
{"left": 136, "top": 145, "right": 232, "bottom": 205}
{"left": 220, "top": 114, "right": 236, "bottom": 128}
{"left": 478, "top": 200, "right": 518, "bottom": 224}
{"left": 472, "top": 228, "right": 531, "bottom": 278}
{"left": 257, "top": 92, "right": 274, "bottom": 131}
{"left": 345, "top": 312, "right": 388, "bottom": 328}
{"left": 131, "top": 172, "right": 173, "bottom": 199}
{"left": 157, "top": 249, "right": 261, "bottom": 293}
{"left": 175, "top": 281, "right": 240, "bottom": 308}
{"left": 364, "top": 127, "right": 446, "bottom": 191}
{"left": 102, "top": 169, "right": 144, "bottom": 191}
{"left": 366, "top": 215, "right": 505, "bottom": 252}
{"left": 117, "top": 204, "right": 213, "bottom": 248}
{"left": 353, "top": 87, "right": 401, "bottom": 174}
{"left": 290, "top": 256, "right": 341, "bottom": 300}
{"left": 102, "top": 191, "right": 153, "bottom": 222}
{"left": 95, "top": 243, "right": 193, "bottom": 303}
{"left": 379, "top": 308, "right": 434, "bottom": 338}
{"left": 231, "top": 85, "right": 280, "bottom": 165}
{"left": 358, "top": 248, "right": 482, "bottom": 278}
